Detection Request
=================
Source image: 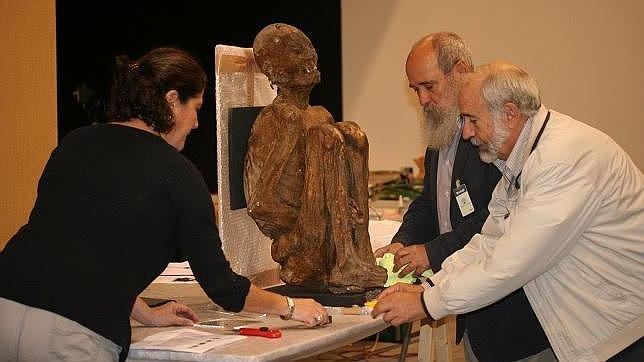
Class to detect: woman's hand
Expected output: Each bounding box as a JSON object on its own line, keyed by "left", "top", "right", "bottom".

{"left": 131, "top": 297, "right": 199, "bottom": 326}
{"left": 147, "top": 301, "right": 199, "bottom": 326}
{"left": 243, "top": 286, "right": 330, "bottom": 328}
{"left": 291, "top": 298, "right": 330, "bottom": 327}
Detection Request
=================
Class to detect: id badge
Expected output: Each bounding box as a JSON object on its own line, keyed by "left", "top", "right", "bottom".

{"left": 453, "top": 181, "right": 475, "bottom": 217}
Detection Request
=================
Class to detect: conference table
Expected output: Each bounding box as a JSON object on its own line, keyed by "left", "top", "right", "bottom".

{"left": 127, "top": 207, "right": 454, "bottom": 361}
{"left": 127, "top": 281, "right": 389, "bottom": 362}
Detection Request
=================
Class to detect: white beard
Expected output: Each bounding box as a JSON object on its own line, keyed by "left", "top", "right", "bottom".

{"left": 421, "top": 105, "right": 459, "bottom": 150}
{"left": 471, "top": 113, "right": 509, "bottom": 163}
{"left": 420, "top": 74, "right": 462, "bottom": 150}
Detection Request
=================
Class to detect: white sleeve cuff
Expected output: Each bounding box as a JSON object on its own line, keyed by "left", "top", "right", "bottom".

{"left": 430, "top": 269, "right": 445, "bottom": 286}
{"left": 423, "top": 287, "right": 450, "bottom": 320}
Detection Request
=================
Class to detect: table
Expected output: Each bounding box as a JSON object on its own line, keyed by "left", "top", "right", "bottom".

{"left": 127, "top": 283, "right": 388, "bottom": 362}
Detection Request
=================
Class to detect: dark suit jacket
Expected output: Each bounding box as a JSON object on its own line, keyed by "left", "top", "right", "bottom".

{"left": 392, "top": 138, "right": 550, "bottom": 362}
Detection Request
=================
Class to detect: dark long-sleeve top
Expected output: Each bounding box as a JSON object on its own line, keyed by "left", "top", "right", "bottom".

{"left": 0, "top": 124, "right": 250, "bottom": 361}
{"left": 393, "top": 141, "right": 500, "bottom": 268}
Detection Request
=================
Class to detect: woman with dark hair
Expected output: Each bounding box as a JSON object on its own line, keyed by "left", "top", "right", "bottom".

{"left": 0, "top": 47, "right": 328, "bottom": 361}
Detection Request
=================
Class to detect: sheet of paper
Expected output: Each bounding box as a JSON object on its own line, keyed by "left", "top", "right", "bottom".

{"left": 130, "top": 328, "right": 246, "bottom": 354}
{"left": 160, "top": 261, "right": 193, "bottom": 276}
{"left": 151, "top": 275, "right": 198, "bottom": 284}
{"left": 152, "top": 262, "right": 196, "bottom": 283}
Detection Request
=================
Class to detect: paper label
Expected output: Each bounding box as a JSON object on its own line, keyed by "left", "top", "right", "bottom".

{"left": 454, "top": 184, "right": 475, "bottom": 217}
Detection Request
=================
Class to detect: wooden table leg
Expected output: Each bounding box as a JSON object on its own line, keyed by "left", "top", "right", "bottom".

{"left": 418, "top": 316, "right": 455, "bottom": 362}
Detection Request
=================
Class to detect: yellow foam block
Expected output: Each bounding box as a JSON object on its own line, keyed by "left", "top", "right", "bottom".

{"left": 364, "top": 300, "right": 378, "bottom": 308}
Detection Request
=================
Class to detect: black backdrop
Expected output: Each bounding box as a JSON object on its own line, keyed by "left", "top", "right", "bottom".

{"left": 56, "top": 0, "right": 342, "bottom": 192}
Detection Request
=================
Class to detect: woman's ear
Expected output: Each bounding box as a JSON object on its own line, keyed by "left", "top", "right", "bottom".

{"left": 165, "top": 90, "right": 179, "bottom": 105}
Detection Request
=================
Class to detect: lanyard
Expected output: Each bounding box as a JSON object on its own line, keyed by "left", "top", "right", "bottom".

{"left": 514, "top": 111, "right": 551, "bottom": 190}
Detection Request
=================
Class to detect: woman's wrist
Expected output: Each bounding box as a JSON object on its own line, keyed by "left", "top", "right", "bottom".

{"left": 280, "top": 296, "right": 295, "bottom": 320}
{"left": 132, "top": 297, "right": 155, "bottom": 325}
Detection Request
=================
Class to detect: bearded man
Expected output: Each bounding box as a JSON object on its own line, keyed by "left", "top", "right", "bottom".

{"left": 373, "top": 60, "right": 644, "bottom": 362}
{"left": 373, "top": 33, "right": 552, "bottom": 362}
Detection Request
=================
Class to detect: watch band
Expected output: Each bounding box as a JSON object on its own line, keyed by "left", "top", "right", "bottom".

{"left": 420, "top": 292, "right": 431, "bottom": 318}
{"left": 280, "top": 296, "right": 295, "bottom": 320}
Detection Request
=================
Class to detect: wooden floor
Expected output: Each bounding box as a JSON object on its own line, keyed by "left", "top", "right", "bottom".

{"left": 299, "top": 318, "right": 465, "bottom": 362}
{"left": 298, "top": 335, "right": 465, "bottom": 362}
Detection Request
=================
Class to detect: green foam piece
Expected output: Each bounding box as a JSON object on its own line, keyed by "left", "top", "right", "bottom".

{"left": 376, "top": 253, "right": 414, "bottom": 287}
{"left": 375, "top": 253, "right": 434, "bottom": 287}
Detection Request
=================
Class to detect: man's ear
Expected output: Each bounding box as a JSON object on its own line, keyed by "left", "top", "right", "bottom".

{"left": 453, "top": 59, "right": 470, "bottom": 74}
{"left": 165, "top": 90, "right": 179, "bottom": 105}
{"left": 503, "top": 102, "right": 522, "bottom": 129}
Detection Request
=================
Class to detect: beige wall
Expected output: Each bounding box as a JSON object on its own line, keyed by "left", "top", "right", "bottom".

{"left": 342, "top": 0, "right": 644, "bottom": 173}
{"left": 1, "top": 1, "right": 642, "bottom": 248}
{"left": 0, "top": 0, "right": 57, "bottom": 249}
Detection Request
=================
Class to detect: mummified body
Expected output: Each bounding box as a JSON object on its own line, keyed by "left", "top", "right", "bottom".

{"left": 244, "top": 23, "right": 386, "bottom": 293}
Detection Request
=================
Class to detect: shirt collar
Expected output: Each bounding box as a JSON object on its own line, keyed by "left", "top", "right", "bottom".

{"left": 493, "top": 115, "right": 534, "bottom": 191}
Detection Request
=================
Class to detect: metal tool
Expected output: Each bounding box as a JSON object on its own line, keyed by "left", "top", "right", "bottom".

{"left": 195, "top": 319, "right": 258, "bottom": 329}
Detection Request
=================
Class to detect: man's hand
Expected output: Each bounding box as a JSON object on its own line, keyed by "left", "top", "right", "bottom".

{"left": 371, "top": 287, "right": 428, "bottom": 326}
{"left": 393, "top": 245, "right": 431, "bottom": 276}
{"left": 376, "top": 282, "right": 424, "bottom": 300}
{"left": 374, "top": 242, "right": 404, "bottom": 258}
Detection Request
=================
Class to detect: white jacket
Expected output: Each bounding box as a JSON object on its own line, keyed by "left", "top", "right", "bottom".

{"left": 423, "top": 107, "right": 644, "bottom": 361}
